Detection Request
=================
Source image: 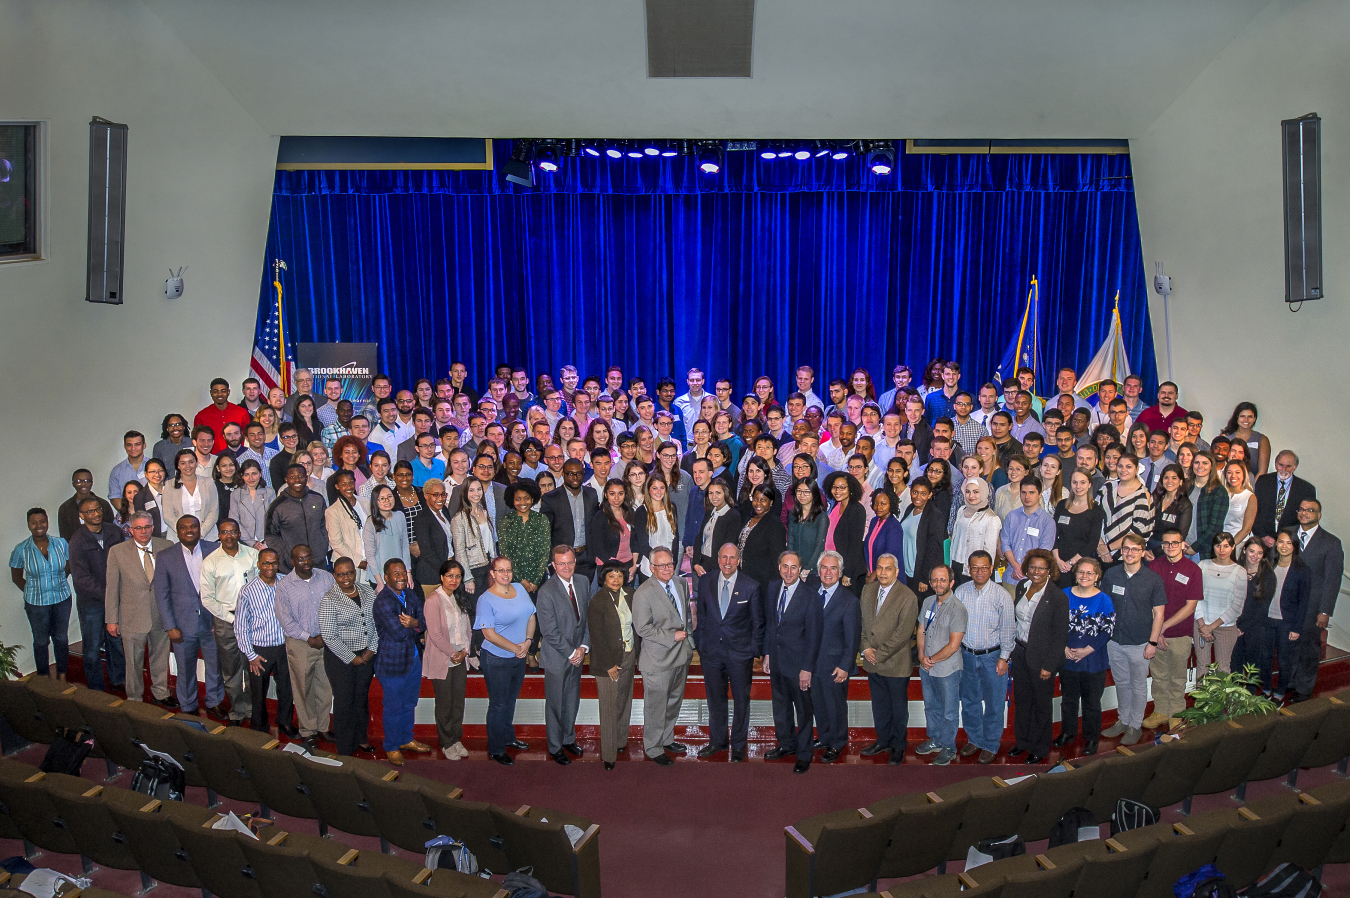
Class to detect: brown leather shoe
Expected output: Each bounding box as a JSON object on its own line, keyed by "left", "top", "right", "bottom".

{"left": 401, "top": 741, "right": 432, "bottom": 753}
{"left": 959, "top": 743, "right": 980, "bottom": 757}
{"left": 386, "top": 750, "right": 406, "bottom": 767}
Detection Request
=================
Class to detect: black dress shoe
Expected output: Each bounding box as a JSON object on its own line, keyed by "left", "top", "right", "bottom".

{"left": 551, "top": 751, "right": 571, "bottom": 765}
{"left": 205, "top": 704, "right": 227, "bottom": 720}
{"left": 1006, "top": 746, "right": 1027, "bottom": 757}
{"left": 1083, "top": 741, "right": 1099, "bottom": 755}
{"left": 650, "top": 753, "right": 675, "bottom": 766}
{"left": 664, "top": 742, "right": 688, "bottom": 755}
{"left": 697, "top": 744, "right": 725, "bottom": 759}
{"left": 563, "top": 743, "right": 583, "bottom": 757}
{"left": 507, "top": 740, "right": 530, "bottom": 750}
{"left": 811, "top": 740, "right": 828, "bottom": 751}
{"left": 160, "top": 695, "right": 180, "bottom": 709}
{"left": 358, "top": 743, "right": 374, "bottom": 753}
{"left": 764, "top": 747, "right": 793, "bottom": 760}
{"left": 888, "top": 748, "right": 905, "bottom": 765}
{"left": 731, "top": 749, "right": 746, "bottom": 762}
{"left": 1052, "top": 733, "right": 1075, "bottom": 748}
{"left": 1025, "top": 754, "right": 1046, "bottom": 765}
{"left": 490, "top": 753, "right": 514, "bottom": 766}
{"left": 860, "top": 742, "right": 888, "bottom": 757}
{"left": 321, "top": 731, "right": 336, "bottom": 742}
{"left": 793, "top": 759, "right": 810, "bottom": 774}
{"left": 603, "top": 761, "right": 616, "bottom": 771}
{"left": 821, "top": 748, "right": 840, "bottom": 763}
{"left": 278, "top": 724, "right": 300, "bottom": 739}
{"left": 300, "top": 737, "right": 318, "bottom": 752}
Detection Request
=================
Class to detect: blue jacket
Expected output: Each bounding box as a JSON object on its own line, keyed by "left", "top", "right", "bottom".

{"left": 373, "top": 585, "right": 427, "bottom": 677}
{"left": 153, "top": 540, "right": 220, "bottom": 633}
{"left": 863, "top": 515, "right": 905, "bottom": 574}
{"left": 694, "top": 571, "right": 764, "bottom": 662}
{"left": 1277, "top": 563, "right": 1312, "bottom": 635}
{"left": 814, "top": 584, "right": 861, "bottom": 678}
{"left": 763, "top": 577, "right": 823, "bottom": 678}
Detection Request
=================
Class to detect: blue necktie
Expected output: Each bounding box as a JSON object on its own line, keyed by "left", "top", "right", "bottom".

{"left": 720, "top": 580, "right": 731, "bottom": 619}
{"left": 777, "top": 586, "right": 789, "bottom": 621}
{"left": 820, "top": 587, "right": 829, "bottom": 609}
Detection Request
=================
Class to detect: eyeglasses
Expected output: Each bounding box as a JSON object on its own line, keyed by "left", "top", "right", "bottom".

{"left": 652, "top": 562, "right": 675, "bottom": 570}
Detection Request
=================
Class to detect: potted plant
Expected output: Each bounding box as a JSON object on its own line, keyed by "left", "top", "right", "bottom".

{"left": 1173, "top": 663, "right": 1277, "bottom": 730}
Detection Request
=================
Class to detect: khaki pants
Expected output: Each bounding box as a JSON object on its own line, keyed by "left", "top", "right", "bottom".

{"left": 1193, "top": 619, "right": 1239, "bottom": 673}
{"left": 285, "top": 637, "right": 332, "bottom": 737}
{"left": 1149, "top": 635, "right": 1193, "bottom": 720}
{"left": 213, "top": 615, "right": 251, "bottom": 721}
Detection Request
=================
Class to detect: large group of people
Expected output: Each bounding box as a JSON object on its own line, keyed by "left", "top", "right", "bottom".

{"left": 10, "top": 359, "right": 1343, "bottom": 771}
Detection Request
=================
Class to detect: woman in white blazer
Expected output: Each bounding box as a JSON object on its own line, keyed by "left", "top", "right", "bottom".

{"left": 162, "top": 448, "right": 220, "bottom": 541}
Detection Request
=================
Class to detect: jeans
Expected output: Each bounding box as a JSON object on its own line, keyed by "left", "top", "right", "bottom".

{"left": 376, "top": 663, "right": 423, "bottom": 752}
{"left": 480, "top": 651, "right": 527, "bottom": 756}
{"left": 920, "top": 668, "right": 962, "bottom": 750}
{"left": 77, "top": 601, "right": 123, "bottom": 689}
{"left": 958, "top": 648, "right": 1008, "bottom": 752}
{"left": 24, "top": 600, "right": 71, "bottom": 676}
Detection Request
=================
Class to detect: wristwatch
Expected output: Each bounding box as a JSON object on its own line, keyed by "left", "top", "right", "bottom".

{"left": 1148, "top": 640, "right": 1158, "bottom": 647}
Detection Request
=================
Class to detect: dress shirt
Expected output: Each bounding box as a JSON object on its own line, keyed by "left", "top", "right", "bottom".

{"left": 820, "top": 582, "right": 839, "bottom": 608}
{"left": 673, "top": 390, "right": 708, "bottom": 435}
{"left": 565, "top": 488, "right": 587, "bottom": 548}
{"left": 200, "top": 544, "right": 260, "bottom": 622}
{"left": 180, "top": 542, "right": 205, "bottom": 592}
{"left": 236, "top": 447, "right": 278, "bottom": 489}
{"left": 234, "top": 578, "right": 287, "bottom": 658}
{"left": 951, "top": 419, "right": 987, "bottom": 454}
{"left": 1016, "top": 583, "right": 1045, "bottom": 642}
{"left": 702, "top": 505, "right": 730, "bottom": 556}
{"left": 1000, "top": 506, "right": 1057, "bottom": 571}
{"left": 320, "top": 422, "right": 350, "bottom": 450}
{"left": 1297, "top": 524, "right": 1319, "bottom": 550}
{"left": 774, "top": 580, "right": 800, "bottom": 620}
{"left": 1010, "top": 416, "right": 1046, "bottom": 442}
{"left": 717, "top": 572, "right": 738, "bottom": 616}
{"left": 108, "top": 459, "right": 148, "bottom": 503}
{"left": 9, "top": 537, "right": 71, "bottom": 606}
{"left": 954, "top": 579, "right": 1016, "bottom": 659}
{"left": 275, "top": 568, "right": 336, "bottom": 640}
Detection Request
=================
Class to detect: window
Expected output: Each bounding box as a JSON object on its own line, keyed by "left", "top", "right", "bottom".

{"left": 0, "top": 123, "right": 38, "bottom": 262}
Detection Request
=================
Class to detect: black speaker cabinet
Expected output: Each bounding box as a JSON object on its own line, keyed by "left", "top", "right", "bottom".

{"left": 1282, "top": 114, "right": 1322, "bottom": 304}
{"left": 86, "top": 116, "right": 128, "bottom": 305}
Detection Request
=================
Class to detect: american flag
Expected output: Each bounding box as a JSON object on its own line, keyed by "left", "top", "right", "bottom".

{"left": 250, "top": 282, "right": 293, "bottom": 393}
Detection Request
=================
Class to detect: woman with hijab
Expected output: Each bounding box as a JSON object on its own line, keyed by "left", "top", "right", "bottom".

{"left": 588, "top": 562, "right": 637, "bottom": 770}
{"left": 423, "top": 559, "right": 478, "bottom": 759}
{"left": 949, "top": 477, "right": 1001, "bottom": 584}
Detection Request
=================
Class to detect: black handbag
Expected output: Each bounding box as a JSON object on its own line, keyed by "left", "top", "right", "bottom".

{"left": 38, "top": 727, "right": 93, "bottom": 776}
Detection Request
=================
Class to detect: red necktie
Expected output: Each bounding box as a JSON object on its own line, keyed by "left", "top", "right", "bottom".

{"left": 567, "top": 582, "right": 579, "bottom": 620}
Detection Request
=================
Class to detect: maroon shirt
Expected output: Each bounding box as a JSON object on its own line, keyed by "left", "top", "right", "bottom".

{"left": 1135, "top": 404, "right": 1188, "bottom": 435}
{"left": 1149, "top": 555, "right": 1203, "bottom": 638}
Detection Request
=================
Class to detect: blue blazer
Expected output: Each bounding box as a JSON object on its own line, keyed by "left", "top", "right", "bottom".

{"left": 814, "top": 585, "right": 862, "bottom": 678}
{"left": 373, "top": 585, "right": 427, "bottom": 678}
{"left": 763, "top": 577, "right": 823, "bottom": 678}
{"left": 153, "top": 540, "right": 220, "bottom": 633}
{"left": 863, "top": 515, "right": 905, "bottom": 574}
{"left": 694, "top": 571, "right": 764, "bottom": 663}
{"left": 1277, "top": 564, "right": 1312, "bottom": 635}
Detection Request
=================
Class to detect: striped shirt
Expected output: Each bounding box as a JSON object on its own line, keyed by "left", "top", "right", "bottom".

{"left": 234, "top": 578, "right": 286, "bottom": 659}
{"left": 9, "top": 537, "right": 71, "bottom": 606}
{"left": 953, "top": 579, "right": 1016, "bottom": 660}
{"left": 1098, "top": 481, "right": 1154, "bottom": 560}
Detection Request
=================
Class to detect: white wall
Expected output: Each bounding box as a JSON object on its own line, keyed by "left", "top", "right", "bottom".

{"left": 1131, "top": 0, "right": 1350, "bottom": 629}
{"left": 0, "top": 0, "right": 277, "bottom": 672}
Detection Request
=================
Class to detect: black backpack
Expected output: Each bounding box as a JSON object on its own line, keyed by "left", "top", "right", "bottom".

{"left": 131, "top": 754, "right": 185, "bottom": 802}
{"left": 501, "top": 867, "right": 549, "bottom": 898}
{"left": 1048, "top": 806, "right": 1098, "bottom": 847}
{"left": 39, "top": 727, "right": 93, "bottom": 776}
{"left": 1245, "top": 864, "right": 1324, "bottom": 898}
{"left": 1110, "top": 797, "right": 1160, "bottom": 835}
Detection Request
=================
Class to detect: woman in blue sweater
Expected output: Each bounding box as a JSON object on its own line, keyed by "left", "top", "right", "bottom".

{"left": 1053, "top": 557, "right": 1115, "bottom": 755}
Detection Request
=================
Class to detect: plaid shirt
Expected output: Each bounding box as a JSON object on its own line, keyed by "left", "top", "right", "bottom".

{"left": 320, "top": 422, "right": 350, "bottom": 450}
{"left": 951, "top": 419, "right": 988, "bottom": 454}
{"left": 373, "top": 585, "right": 426, "bottom": 678}
{"left": 1192, "top": 485, "right": 1230, "bottom": 560}
{"left": 954, "top": 579, "right": 1016, "bottom": 659}
{"left": 319, "top": 582, "right": 380, "bottom": 663}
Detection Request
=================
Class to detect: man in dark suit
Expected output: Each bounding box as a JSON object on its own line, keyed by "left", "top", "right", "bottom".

{"left": 541, "top": 460, "right": 600, "bottom": 580}
{"left": 153, "top": 515, "right": 224, "bottom": 715}
{"left": 68, "top": 497, "right": 127, "bottom": 691}
{"left": 764, "top": 550, "right": 823, "bottom": 773}
{"left": 535, "top": 547, "right": 591, "bottom": 765}
{"left": 411, "top": 479, "right": 453, "bottom": 596}
{"left": 811, "top": 551, "right": 862, "bottom": 762}
{"left": 694, "top": 544, "right": 763, "bottom": 761}
{"left": 1290, "top": 498, "right": 1344, "bottom": 700}
{"left": 1253, "top": 450, "right": 1316, "bottom": 547}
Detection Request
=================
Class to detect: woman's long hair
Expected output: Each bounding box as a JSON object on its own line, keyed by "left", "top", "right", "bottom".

{"left": 739, "top": 455, "right": 775, "bottom": 505}
{"left": 1223, "top": 401, "right": 1259, "bottom": 436}
{"left": 438, "top": 558, "right": 475, "bottom": 616}
{"left": 601, "top": 478, "right": 628, "bottom": 533}
{"left": 370, "top": 484, "right": 395, "bottom": 533}
{"left": 642, "top": 473, "right": 679, "bottom": 535}
{"left": 172, "top": 448, "right": 197, "bottom": 489}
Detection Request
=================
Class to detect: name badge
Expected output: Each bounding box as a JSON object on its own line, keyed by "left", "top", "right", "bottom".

{"left": 1026, "top": 527, "right": 1040, "bottom": 537}
{"left": 1058, "top": 516, "right": 1071, "bottom": 525}
{"left": 1112, "top": 585, "right": 1126, "bottom": 595}
{"left": 1163, "top": 513, "right": 1176, "bottom": 523}
{"left": 144, "top": 501, "right": 157, "bottom": 509}
{"left": 1248, "top": 439, "right": 1260, "bottom": 448}
{"left": 1175, "top": 574, "right": 1190, "bottom": 585}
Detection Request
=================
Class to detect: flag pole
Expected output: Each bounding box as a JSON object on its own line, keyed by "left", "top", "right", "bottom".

{"left": 272, "top": 258, "right": 289, "bottom": 393}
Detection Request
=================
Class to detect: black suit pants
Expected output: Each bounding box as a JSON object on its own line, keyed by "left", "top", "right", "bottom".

{"left": 1011, "top": 644, "right": 1054, "bottom": 757}
{"left": 324, "top": 647, "right": 375, "bottom": 755}
{"left": 248, "top": 643, "right": 293, "bottom": 733}
{"left": 703, "top": 654, "right": 753, "bottom": 750}
{"left": 770, "top": 667, "right": 814, "bottom": 761}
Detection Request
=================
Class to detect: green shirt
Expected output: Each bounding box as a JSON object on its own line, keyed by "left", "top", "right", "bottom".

{"left": 497, "top": 511, "right": 551, "bottom": 587}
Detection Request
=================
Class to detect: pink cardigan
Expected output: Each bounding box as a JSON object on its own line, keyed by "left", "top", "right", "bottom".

{"left": 423, "top": 586, "right": 476, "bottom": 679}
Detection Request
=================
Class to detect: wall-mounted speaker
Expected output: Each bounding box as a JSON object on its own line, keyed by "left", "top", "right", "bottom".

{"left": 86, "top": 117, "right": 128, "bottom": 305}
{"left": 1282, "top": 114, "right": 1322, "bottom": 304}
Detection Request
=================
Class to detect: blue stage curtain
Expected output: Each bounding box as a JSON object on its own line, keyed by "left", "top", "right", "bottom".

{"left": 263, "top": 144, "right": 1156, "bottom": 396}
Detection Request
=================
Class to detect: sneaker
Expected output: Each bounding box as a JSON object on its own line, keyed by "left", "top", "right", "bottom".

{"left": 1142, "top": 712, "right": 1168, "bottom": 729}
{"left": 1120, "top": 727, "right": 1143, "bottom": 746}
{"left": 933, "top": 748, "right": 957, "bottom": 766}
{"left": 914, "top": 740, "right": 940, "bottom": 756}
{"left": 1101, "top": 722, "right": 1127, "bottom": 738}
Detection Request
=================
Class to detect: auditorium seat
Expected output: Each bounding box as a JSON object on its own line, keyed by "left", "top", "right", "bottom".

{"left": 870, "top": 789, "right": 971, "bottom": 878}
{"left": 25, "top": 679, "right": 88, "bottom": 732}
{"left": 289, "top": 749, "right": 388, "bottom": 844}
{"left": 1064, "top": 837, "right": 1161, "bottom": 898}
{"left": 178, "top": 723, "right": 260, "bottom": 811}
{"left": 1245, "top": 705, "right": 1327, "bottom": 789}
{"left": 1129, "top": 823, "right": 1224, "bottom": 898}
{"left": 0, "top": 676, "right": 56, "bottom": 745}
{"left": 1016, "top": 759, "right": 1100, "bottom": 842}
{"left": 44, "top": 781, "right": 154, "bottom": 890}
{"left": 1296, "top": 693, "right": 1350, "bottom": 777}
{"left": 1138, "top": 728, "right": 1220, "bottom": 812}
{"left": 169, "top": 812, "right": 268, "bottom": 898}
{"left": 0, "top": 757, "right": 40, "bottom": 840}
{"left": 77, "top": 695, "right": 161, "bottom": 775}
{"left": 236, "top": 830, "right": 332, "bottom": 898}
{"left": 105, "top": 796, "right": 218, "bottom": 889}
{"left": 1083, "top": 744, "right": 1165, "bottom": 822}
{"left": 488, "top": 804, "right": 601, "bottom": 898}
{"left": 352, "top": 765, "right": 442, "bottom": 853}
{"left": 1189, "top": 712, "right": 1279, "bottom": 802}
{"left": 127, "top": 709, "right": 213, "bottom": 791}
{"left": 0, "top": 769, "right": 92, "bottom": 862}
{"left": 943, "top": 775, "right": 1039, "bottom": 860}
{"left": 417, "top": 785, "right": 510, "bottom": 874}
{"left": 1256, "top": 784, "right": 1350, "bottom": 871}
{"left": 232, "top": 738, "right": 321, "bottom": 820}
{"left": 1186, "top": 803, "right": 1294, "bottom": 889}
{"left": 783, "top": 806, "right": 897, "bottom": 898}
{"left": 310, "top": 845, "right": 428, "bottom": 898}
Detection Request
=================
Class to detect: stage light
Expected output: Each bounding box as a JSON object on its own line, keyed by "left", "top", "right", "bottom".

{"left": 626, "top": 142, "right": 644, "bottom": 158}
{"left": 537, "top": 145, "right": 559, "bottom": 172}
{"left": 813, "top": 141, "right": 831, "bottom": 158}
{"left": 503, "top": 140, "right": 535, "bottom": 187}
{"left": 561, "top": 139, "right": 580, "bottom": 157}
{"left": 776, "top": 146, "right": 794, "bottom": 158}
{"left": 759, "top": 143, "right": 777, "bottom": 160}
{"left": 604, "top": 144, "right": 623, "bottom": 159}
{"left": 793, "top": 146, "right": 812, "bottom": 160}
{"left": 678, "top": 140, "right": 695, "bottom": 157}
{"left": 831, "top": 143, "right": 853, "bottom": 160}
{"left": 660, "top": 141, "right": 679, "bottom": 157}
{"left": 582, "top": 139, "right": 601, "bottom": 157}
{"left": 697, "top": 142, "right": 723, "bottom": 173}
{"left": 868, "top": 143, "right": 896, "bottom": 175}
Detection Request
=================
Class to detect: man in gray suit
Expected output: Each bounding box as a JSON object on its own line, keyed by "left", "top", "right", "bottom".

{"left": 632, "top": 547, "right": 694, "bottom": 766}
{"left": 106, "top": 512, "right": 175, "bottom": 704}
{"left": 535, "top": 546, "right": 591, "bottom": 765}
{"left": 153, "top": 515, "right": 224, "bottom": 715}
